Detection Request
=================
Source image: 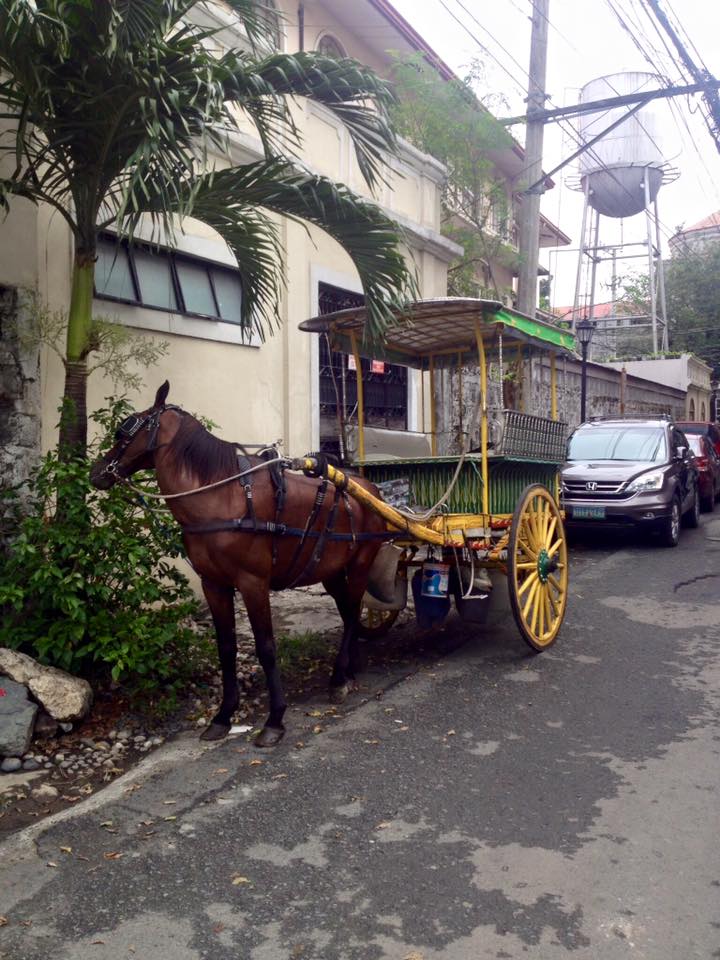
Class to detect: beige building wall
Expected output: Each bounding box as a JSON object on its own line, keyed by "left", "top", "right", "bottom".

{"left": 2, "top": 1, "right": 460, "bottom": 460}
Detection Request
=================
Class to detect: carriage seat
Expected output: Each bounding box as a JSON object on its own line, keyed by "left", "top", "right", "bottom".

{"left": 346, "top": 426, "right": 433, "bottom": 462}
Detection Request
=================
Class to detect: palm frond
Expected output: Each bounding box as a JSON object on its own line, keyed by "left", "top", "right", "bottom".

{"left": 139, "top": 159, "right": 417, "bottom": 342}
{"left": 226, "top": 52, "right": 399, "bottom": 190}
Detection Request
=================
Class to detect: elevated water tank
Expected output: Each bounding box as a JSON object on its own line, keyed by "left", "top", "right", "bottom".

{"left": 578, "top": 72, "right": 665, "bottom": 218}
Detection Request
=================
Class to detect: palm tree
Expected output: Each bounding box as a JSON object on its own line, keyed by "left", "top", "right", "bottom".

{"left": 0, "top": 0, "right": 415, "bottom": 454}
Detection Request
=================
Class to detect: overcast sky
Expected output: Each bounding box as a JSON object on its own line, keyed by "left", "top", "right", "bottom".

{"left": 390, "top": 0, "right": 720, "bottom": 309}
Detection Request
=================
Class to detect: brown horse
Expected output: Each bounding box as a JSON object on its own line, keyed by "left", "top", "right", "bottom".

{"left": 90, "top": 382, "right": 388, "bottom": 747}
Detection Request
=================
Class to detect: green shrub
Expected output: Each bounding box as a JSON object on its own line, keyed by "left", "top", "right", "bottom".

{"left": 0, "top": 400, "right": 208, "bottom": 699}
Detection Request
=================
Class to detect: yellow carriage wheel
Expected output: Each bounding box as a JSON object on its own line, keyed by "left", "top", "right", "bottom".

{"left": 507, "top": 483, "right": 568, "bottom": 652}
{"left": 357, "top": 605, "right": 400, "bottom": 640}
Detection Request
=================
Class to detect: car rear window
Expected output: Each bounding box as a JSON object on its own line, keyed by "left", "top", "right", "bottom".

{"left": 687, "top": 435, "right": 704, "bottom": 456}
{"left": 568, "top": 426, "right": 667, "bottom": 462}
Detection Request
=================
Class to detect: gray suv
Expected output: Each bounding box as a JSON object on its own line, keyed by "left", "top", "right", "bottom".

{"left": 561, "top": 417, "right": 700, "bottom": 546}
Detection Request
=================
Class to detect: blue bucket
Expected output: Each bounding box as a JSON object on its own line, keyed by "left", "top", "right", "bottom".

{"left": 420, "top": 562, "right": 450, "bottom": 598}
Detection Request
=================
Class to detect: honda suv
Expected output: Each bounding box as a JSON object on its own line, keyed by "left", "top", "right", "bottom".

{"left": 561, "top": 417, "right": 700, "bottom": 546}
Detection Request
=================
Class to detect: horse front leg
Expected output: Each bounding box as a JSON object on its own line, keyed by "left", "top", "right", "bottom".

{"left": 241, "top": 581, "right": 287, "bottom": 748}
{"left": 200, "top": 579, "right": 239, "bottom": 742}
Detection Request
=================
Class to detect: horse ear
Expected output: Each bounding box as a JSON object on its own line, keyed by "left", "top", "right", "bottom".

{"left": 154, "top": 381, "right": 170, "bottom": 409}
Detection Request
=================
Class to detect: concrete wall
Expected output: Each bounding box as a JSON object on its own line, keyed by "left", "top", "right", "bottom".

{"left": 603, "top": 355, "right": 712, "bottom": 421}
{"left": 435, "top": 352, "right": 686, "bottom": 454}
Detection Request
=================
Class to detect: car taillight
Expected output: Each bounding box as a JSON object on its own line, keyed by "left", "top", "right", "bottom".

{"left": 696, "top": 456, "right": 708, "bottom": 469}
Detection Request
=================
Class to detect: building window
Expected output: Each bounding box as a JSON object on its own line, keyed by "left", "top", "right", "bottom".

{"left": 95, "top": 235, "right": 245, "bottom": 327}
{"left": 316, "top": 34, "right": 346, "bottom": 58}
{"left": 701, "top": 401, "right": 706, "bottom": 420}
{"left": 689, "top": 397, "right": 696, "bottom": 420}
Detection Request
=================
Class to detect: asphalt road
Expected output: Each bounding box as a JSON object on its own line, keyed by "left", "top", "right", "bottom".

{"left": 2, "top": 518, "right": 720, "bottom": 960}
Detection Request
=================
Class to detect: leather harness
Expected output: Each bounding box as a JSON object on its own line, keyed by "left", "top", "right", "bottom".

{"left": 181, "top": 449, "right": 392, "bottom": 588}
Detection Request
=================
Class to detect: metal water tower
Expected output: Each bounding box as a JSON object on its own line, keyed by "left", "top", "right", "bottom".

{"left": 570, "top": 72, "right": 679, "bottom": 354}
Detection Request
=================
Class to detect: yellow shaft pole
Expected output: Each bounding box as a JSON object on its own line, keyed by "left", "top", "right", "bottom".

{"left": 429, "top": 354, "right": 437, "bottom": 456}
{"left": 421, "top": 364, "right": 426, "bottom": 433}
{"left": 350, "top": 332, "right": 365, "bottom": 467}
{"left": 305, "top": 460, "right": 447, "bottom": 547}
{"left": 474, "top": 321, "right": 489, "bottom": 516}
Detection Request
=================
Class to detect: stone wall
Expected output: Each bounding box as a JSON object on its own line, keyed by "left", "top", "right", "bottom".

{"left": 435, "top": 353, "right": 686, "bottom": 452}
{"left": 0, "top": 286, "right": 41, "bottom": 498}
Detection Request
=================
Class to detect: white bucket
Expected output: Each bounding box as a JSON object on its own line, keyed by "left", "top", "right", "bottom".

{"left": 421, "top": 562, "right": 450, "bottom": 598}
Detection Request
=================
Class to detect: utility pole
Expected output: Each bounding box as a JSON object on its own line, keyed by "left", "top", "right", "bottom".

{"left": 517, "top": 0, "right": 549, "bottom": 317}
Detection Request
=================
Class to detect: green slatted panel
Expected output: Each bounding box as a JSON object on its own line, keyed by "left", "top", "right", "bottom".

{"left": 363, "top": 458, "right": 558, "bottom": 516}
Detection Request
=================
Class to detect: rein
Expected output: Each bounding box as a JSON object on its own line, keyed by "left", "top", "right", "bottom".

{"left": 117, "top": 456, "right": 289, "bottom": 500}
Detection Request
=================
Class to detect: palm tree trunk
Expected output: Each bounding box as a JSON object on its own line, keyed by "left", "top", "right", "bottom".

{"left": 58, "top": 254, "right": 94, "bottom": 458}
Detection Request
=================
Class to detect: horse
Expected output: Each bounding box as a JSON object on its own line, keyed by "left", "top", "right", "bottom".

{"left": 89, "top": 381, "right": 389, "bottom": 747}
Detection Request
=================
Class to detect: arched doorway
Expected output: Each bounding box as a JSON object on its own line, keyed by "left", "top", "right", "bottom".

{"left": 689, "top": 397, "right": 696, "bottom": 420}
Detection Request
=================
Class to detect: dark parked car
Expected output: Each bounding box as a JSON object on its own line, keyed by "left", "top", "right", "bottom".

{"left": 687, "top": 433, "right": 720, "bottom": 511}
{"left": 676, "top": 421, "right": 720, "bottom": 458}
{"left": 561, "top": 417, "right": 700, "bottom": 546}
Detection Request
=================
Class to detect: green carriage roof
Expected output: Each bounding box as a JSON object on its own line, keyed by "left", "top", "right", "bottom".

{"left": 299, "top": 298, "right": 575, "bottom": 367}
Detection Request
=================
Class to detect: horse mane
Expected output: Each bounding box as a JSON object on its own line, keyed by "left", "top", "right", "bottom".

{"left": 168, "top": 414, "right": 240, "bottom": 485}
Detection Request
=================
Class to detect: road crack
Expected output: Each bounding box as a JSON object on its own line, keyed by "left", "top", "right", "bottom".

{"left": 673, "top": 573, "right": 720, "bottom": 593}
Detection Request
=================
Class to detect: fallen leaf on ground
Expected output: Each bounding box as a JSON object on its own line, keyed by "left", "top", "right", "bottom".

{"left": 446, "top": 729, "right": 456, "bottom": 736}
{"left": 376, "top": 821, "right": 392, "bottom": 829}
{"left": 99, "top": 820, "right": 114, "bottom": 828}
{"left": 213, "top": 768, "right": 229, "bottom": 774}
{"left": 46, "top": 862, "right": 58, "bottom": 868}
{"left": 404, "top": 952, "right": 424, "bottom": 960}
{"left": 162, "top": 800, "right": 176, "bottom": 805}
{"left": 59, "top": 846, "right": 72, "bottom": 854}
{"left": 312, "top": 725, "right": 323, "bottom": 734}
{"left": 0, "top": 917, "right": 8, "bottom": 927}
{"left": 91, "top": 939, "right": 105, "bottom": 945}
{"left": 249, "top": 759, "right": 263, "bottom": 766}
{"left": 363, "top": 739, "right": 379, "bottom": 745}
{"left": 103, "top": 851, "right": 123, "bottom": 860}
{"left": 306, "top": 709, "right": 323, "bottom": 717}
{"left": 231, "top": 875, "right": 250, "bottom": 885}
{"left": 163, "top": 815, "right": 177, "bottom": 822}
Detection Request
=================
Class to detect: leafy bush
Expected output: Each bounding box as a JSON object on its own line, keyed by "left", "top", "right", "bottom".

{"left": 0, "top": 400, "right": 209, "bottom": 699}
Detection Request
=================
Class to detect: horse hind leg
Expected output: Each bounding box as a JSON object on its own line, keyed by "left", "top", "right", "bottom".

{"left": 241, "top": 579, "right": 287, "bottom": 748}
{"left": 200, "top": 579, "right": 239, "bottom": 742}
{"left": 323, "top": 571, "right": 364, "bottom": 705}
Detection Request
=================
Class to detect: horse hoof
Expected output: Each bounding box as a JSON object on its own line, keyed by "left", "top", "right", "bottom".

{"left": 255, "top": 725, "right": 285, "bottom": 748}
{"left": 200, "top": 722, "right": 231, "bottom": 742}
{"left": 329, "top": 683, "right": 350, "bottom": 704}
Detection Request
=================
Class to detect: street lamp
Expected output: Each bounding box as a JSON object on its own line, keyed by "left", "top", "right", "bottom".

{"left": 576, "top": 318, "right": 596, "bottom": 423}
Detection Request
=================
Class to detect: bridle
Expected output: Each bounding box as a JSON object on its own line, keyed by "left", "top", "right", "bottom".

{"left": 100, "top": 405, "right": 174, "bottom": 482}
{"left": 98, "top": 405, "right": 289, "bottom": 500}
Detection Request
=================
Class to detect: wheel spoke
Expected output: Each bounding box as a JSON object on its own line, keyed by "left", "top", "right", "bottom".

{"left": 547, "top": 537, "right": 563, "bottom": 559}
{"left": 544, "top": 515, "right": 557, "bottom": 550}
{"left": 517, "top": 569, "right": 539, "bottom": 598}
{"left": 530, "top": 588, "right": 541, "bottom": 636}
{"left": 522, "top": 578, "right": 540, "bottom": 620}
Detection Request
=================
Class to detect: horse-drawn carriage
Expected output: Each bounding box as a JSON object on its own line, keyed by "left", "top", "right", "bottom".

{"left": 91, "top": 298, "right": 574, "bottom": 746}
{"left": 299, "top": 297, "right": 573, "bottom": 652}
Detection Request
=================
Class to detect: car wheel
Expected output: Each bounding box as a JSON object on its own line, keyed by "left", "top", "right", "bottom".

{"left": 660, "top": 498, "right": 681, "bottom": 547}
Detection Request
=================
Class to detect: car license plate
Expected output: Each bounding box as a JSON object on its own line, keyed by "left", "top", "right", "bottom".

{"left": 572, "top": 505, "right": 606, "bottom": 520}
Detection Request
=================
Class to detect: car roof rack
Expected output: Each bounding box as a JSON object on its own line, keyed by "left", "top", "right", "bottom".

{"left": 586, "top": 412, "right": 673, "bottom": 422}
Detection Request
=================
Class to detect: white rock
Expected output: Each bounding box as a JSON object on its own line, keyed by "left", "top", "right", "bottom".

{"left": 31, "top": 783, "right": 59, "bottom": 800}
{"left": 0, "top": 648, "right": 92, "bottom": 721}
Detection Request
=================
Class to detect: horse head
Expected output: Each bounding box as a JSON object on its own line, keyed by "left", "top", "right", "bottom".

{"left": 90, "top": 381, "right": 173, "bottom": 489}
